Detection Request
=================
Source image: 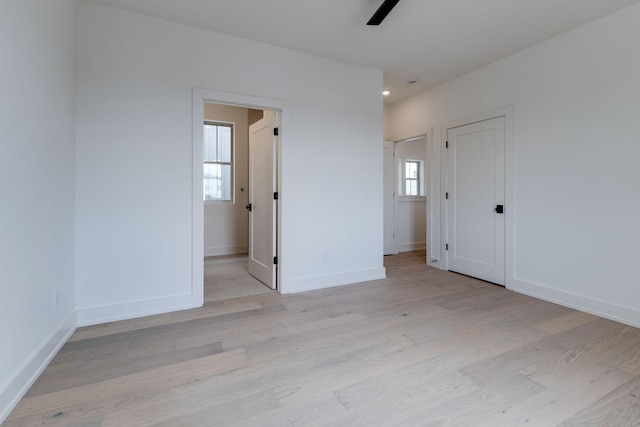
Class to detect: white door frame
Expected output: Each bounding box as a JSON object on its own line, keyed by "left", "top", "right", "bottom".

{"left": 192, "top": 88, "right": 289, "bottom": 303}
{"left": 440, "top": 105, "right": 514, "bottom": 286}
{"left": 383, "top": 140, "right": 397, "bottom": 255}
{"left": 393, "top": 134, "right": 428, "bottom": 256}
{"left": 388, "top": 127, "right": 435, "bottom": 265}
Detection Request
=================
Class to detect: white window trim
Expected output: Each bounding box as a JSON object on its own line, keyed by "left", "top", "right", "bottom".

{"left": 398, "top": 159, "right": 426, "bottom": 197}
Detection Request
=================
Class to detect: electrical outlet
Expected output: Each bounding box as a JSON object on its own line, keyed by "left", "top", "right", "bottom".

{"left": 54, "top": 289, "right": 60, "bottom": 310}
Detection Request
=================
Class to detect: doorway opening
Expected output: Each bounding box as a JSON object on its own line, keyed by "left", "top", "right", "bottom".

{"left": 201, "top": 103, "right": 278, "bottom": 301}
{"left": 192, "top": 89, "right": 286, "bottom": 305}
{"left": 383, "top": 135, "right": 428, "bottom": 258}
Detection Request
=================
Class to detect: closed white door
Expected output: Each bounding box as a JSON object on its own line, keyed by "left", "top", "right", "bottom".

{"left": 383, "top": 141, "right": 396, "bottom": 255}
{"left": 248, "top": 111, "right": 277, "bottom": 289}
{"left": 446, "top": 116, "right": 505, "bottom": 285}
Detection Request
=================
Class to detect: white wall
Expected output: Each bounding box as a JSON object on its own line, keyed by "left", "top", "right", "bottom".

{"left": 395, "top": 137, "right": 427, "bottom": 252}
{"left": 0, "top": 0, "right": 77, "bottom": 421}
{"left": 388, "top": 3, "right": 640, "bottom": 326}
{"left": 75, "top": 2, "right": 385, "bottom": 324}
{"left": 203, "top": 103, "right": 249, "bottom": 257}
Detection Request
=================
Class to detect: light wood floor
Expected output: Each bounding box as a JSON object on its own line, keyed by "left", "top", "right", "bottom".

{"left": 6, "top": 251, "right": 640, "bottom": 426}
{"left": 204, "top": 254, "right": 273, "bottom": 302}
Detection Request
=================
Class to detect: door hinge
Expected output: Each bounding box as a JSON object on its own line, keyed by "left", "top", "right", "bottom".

{"left": 446, "top": 141, "right": 449, "bottom": 149}
{"left": 445, "top": 192, "right": 449, "bottom": 199}
{"left": 273, "top": 256, "right": 278, "bottom": 265}
{"left": 273, "top": 127, "right": 279, "bottom": 136}
{"left": 274, "top": 192, "right": 279, "bottom": 200}
{"left": 446, "top": 243, "right": 449, "bottom": 251}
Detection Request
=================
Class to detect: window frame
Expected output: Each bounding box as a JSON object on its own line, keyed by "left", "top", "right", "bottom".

{"left": 398, "top": 158, "right": 425, "bottom": 198}
{"left": 203, "top": 120, "right": 234, "bottom": 204}
{"left": 404, "top": 160, "right": 421, "bottom": 196}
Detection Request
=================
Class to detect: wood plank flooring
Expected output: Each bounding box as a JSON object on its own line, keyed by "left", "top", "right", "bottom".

{"left": 204, "top": 254, "right": 273, "bottom": 302}
{"left": 5, "top": 250, "right": 640, "bottom": 426}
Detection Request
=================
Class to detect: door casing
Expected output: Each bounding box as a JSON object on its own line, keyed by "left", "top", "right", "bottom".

{"left": 383, "top": 140, "right": 396, "bottom": 255}
{"left": 391, "top": 135, "right": 428, "bottom": 255}
{"left": 192, "top": 88, "right": 288, "bottom": 304}
{"left": 439, "top": 106, "right": 514, "bottom": 288}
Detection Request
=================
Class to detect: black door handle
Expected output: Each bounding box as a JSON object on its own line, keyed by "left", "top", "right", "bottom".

{"left": 245, "top": 203, "right": 252, "bottom": 212}
{"left": 495, "top": 204, "right": 504, "bottom": 214}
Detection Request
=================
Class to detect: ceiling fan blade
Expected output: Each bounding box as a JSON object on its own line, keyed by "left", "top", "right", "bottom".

{"left": 367, "top": 0, "right": 400, "bottom": 25}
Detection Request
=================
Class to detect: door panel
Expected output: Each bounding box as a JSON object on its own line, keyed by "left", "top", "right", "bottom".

{"left": 248, "top": 111, "right": 277, "bottom": 289}
{"left": 447, "top": 116, "right": 505, "bottom": 285}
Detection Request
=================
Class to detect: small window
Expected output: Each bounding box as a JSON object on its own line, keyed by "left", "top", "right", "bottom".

{"left": 404, "top": 160, "right": 420, "bottom": 196}
{"left": 203, "top": 122, "right": 233, "bottom": 202}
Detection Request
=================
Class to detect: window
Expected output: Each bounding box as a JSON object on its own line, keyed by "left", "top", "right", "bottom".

{"left": 203, "top": 121, "right": 233, "bottom": 202}
{"left": 403, "top": 160, "right": 421, "bottom": 196}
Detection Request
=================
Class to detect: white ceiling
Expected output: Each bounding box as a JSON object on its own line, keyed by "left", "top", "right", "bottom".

{"left": 84, "top": 0, "right": 640, "bottom": 105}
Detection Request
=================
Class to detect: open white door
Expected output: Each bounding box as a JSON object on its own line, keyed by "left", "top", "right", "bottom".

{"left": 383, "top": 141, "right": 396, "bottom": 255}
{"left": 248, "top": 111, "right": 277, "bottom": 289}
{"left": 446, "top": 116, "right": 505, "bottom": 285}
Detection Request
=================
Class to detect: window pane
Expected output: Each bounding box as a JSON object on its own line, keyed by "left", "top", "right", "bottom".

{"left": 203, "top": 124, "right": 232, "bottom": 162}
{"left": 405, "top": 180, "right": 411, "bottom": 195}
{"left": 220, "top": 164, "right": 231, "bottom": 200}
{"left": 203, "top": 163, "right": 220, "bottom": 200}
{"left": 204, "top": 125, "right": 219, "bottom": 162}
{"left": 204, "top": 164, "right": 231, "bottom": 201}
{"left": 406, "top": 161, "right": 418, "bottom": 179}
{"left": 406, "top": 179, "right": 418, "bottom": 196}
{"left": 218, "top": 126, "right": 232, "bottom": 163}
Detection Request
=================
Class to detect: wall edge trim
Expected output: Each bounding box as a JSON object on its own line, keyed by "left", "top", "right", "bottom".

{"left": 508, "top": 278, "right": 640, "bottom": 328}
{"left": 284, "top": 268, "right": 387, "bottom": 294}
{"left": 204, "top": 245, "right": 248, "bottom": 257}
{"left": 0, "top": 311, "right": 77, "bottom": 424}
{"left": 77, "top": 293, "right": 201, "bottom": 327}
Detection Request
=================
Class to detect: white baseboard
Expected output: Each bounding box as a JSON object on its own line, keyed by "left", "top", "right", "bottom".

{"left": 509, "top": 278, "right": 640, "bottom": 328}
{"left": 204, "top": 244, "right": 248, "bottom": 257}
{"left": 397, "top": 242, "right": 426, "bottom": 252}
{"left": 77, "top": 293, "right": 202, "bottom": 327}
{"left": 0, "top": 311, "right": 77, "bottom": 424}
{"left": 284, "top": 267, "right": 387, "bottom": 294}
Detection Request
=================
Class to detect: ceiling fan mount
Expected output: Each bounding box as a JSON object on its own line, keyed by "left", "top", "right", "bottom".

{"left": 367, "top": 0, "right": 400, "bottom": 25}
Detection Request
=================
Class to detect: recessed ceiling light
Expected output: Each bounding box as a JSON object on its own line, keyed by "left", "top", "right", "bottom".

{"left": 408, "top": 78, "right": 417, "bottom": 84}
{"left": 382, "top": 90, "right": 390, "bottom": 96}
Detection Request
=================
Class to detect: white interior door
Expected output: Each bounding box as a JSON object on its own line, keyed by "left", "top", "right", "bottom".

{"left": 383, "top": 141, "right": 396, "bottom": 255}
{"left": 447, "top": 116, "right": 505, "bottom": 285}
{"left": 248, "top": 111, "right": 277, "bottom": 289}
